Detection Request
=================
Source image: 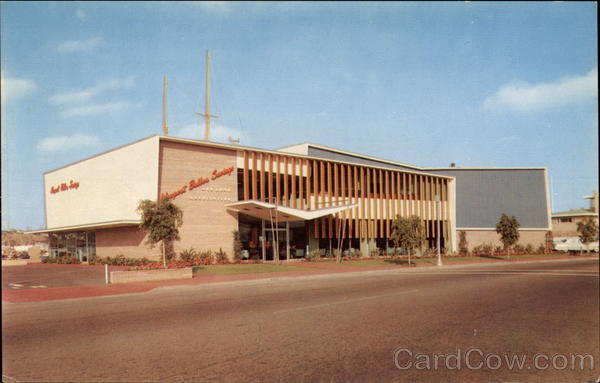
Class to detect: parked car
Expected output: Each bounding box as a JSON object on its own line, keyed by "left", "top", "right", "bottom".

{"left": 554, "top": 237, "right": 599, "bottom": 253}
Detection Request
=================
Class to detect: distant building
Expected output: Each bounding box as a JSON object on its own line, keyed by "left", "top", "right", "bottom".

{"left": 552, "top": 190, "right": 599, "bottom": 239}
{"left": 428, "top": 167, "right": 552, "bottom": 250}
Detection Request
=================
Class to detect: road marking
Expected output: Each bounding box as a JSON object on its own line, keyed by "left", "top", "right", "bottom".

{"left": 8, "top": 283, "right": 23, "bottom": 287}
{"left": 442, "top": 269, "right": 598, "bottom": 273}
{"left": 273, "top": 289, "right": 419, "bottom": 314}
{"left": 2, "top": 374, "right": 21, "bottom": 383}
{"left": 30, "top": 285, "right": 47, "bottom": 289}
{"left": 409, "top": 271, "right": 598, "bottom": 277}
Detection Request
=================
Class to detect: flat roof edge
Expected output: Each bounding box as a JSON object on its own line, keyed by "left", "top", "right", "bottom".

{"left": 427, "top": 167, "right": 547, "bottom": 171}
{"left": 28, "top": 220, "right": 140, "bottom": 234}
{"left": 297, "top": 142, "right": 423, "bottom": 170}
{"left": 44, "top": 135, "right": 159, "bottom": 175}
{"left": 160, "top": 136, "right": 453, "bottom": 178}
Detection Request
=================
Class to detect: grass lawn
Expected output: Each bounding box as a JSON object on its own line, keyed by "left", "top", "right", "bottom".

{"left": 487, "top": 253, "right": 585, "bottom": 261}
{"left": 193, "top": 263, "right": 314, "bottom": 275}
{"left": 192, "top": 253, "right": 587, "bottom": 274}
{"left": 324, "top": 257, "right": 480, "bottom": 267}
{"left": 321, "top": 253, "right": 581, "bottom": 267}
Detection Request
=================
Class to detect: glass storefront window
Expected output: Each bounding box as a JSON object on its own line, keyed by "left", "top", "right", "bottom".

{"left": 48, "top": 231, "right": 96, "bottom": 262}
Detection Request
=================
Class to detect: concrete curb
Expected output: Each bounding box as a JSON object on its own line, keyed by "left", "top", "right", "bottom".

{"left": 3, "top": 257, "right": 597, "bottom": 304}
{"left": 110, "top": 267, "right": 193, "bottom": 284}
{"left": 1, "top": 259, "right": 29, "bottom": 267}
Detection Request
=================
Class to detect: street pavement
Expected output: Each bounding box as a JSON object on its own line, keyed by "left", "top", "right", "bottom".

{"left": 2, "top": 259, "right": 599, "bottom": 383}
{"left": 1, "top": 256, "right": 586, "bottom": 303}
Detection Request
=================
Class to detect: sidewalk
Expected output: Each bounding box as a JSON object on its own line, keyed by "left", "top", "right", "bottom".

{"left": 2, "top": 255, "right": 597, "bottom": 303}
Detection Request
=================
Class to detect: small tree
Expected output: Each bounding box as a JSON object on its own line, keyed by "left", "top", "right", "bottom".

{"left": 458, "top": 230, "right": 469, "bottom": 255}
{"left": 137, "top": 198, "right": 183, "bottom": 268}
{"left": 576, "top": 218, "right": 599, "bottom": 255}
{"left": 232, "top": 230, "right": 242, "bottom": 261}
{"left": 495, "top": 213, "right": 520, "bottom": 258}
{"left": 544, "top": 231, "right": 554, "bottom": 254}
{"left": 390, "top": 215, "right": 424, "bottom": 266}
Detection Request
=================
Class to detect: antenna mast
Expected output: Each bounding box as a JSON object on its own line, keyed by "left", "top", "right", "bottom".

{"left": 162, "top": 76, "right": 168, "bottom": 136}
{"left": 196, "top": 50, "right": 218, "bottom": 141}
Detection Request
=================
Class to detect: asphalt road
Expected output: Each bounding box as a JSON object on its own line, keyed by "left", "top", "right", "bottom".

{"left": 3, "top": 259, "right": 599, "bottom": 383}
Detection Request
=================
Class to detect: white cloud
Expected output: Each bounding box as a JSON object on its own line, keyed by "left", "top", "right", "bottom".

{"left": 61, "top": 101, "right": 140, "bottom": 118}
{"left": 37, "top": 133, "right": 100, "bottom": 152}
{"left": 50, "top": 77, "right": 135, "bottom": 105}
{"left": 57, "top": 37, "right": 102, "bottom": 53}
{"left": 1, "top": 71, "right": 37, "bottom": 104}
{"left": 484, "top": 68, "right": 598, "bottom": 112}
{"left": 76, "top": 9, "right": 86, "bottom": 20}
{"left": 175, "top": 123, "right": 248, "bottom": 144}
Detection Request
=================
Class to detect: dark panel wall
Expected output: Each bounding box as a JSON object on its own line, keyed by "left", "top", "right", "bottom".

{"left": 431, "top": 169, "right": 550, "bottom": 229}
{"left": 307, "top": 147, "right": 418, "bottom": 172}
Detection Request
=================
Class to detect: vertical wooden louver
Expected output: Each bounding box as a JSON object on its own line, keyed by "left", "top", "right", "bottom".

{"left": 237, "top": 150, "right": 450, "bottom": 246}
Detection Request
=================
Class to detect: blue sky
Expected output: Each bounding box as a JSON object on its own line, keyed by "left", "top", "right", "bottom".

{"left": 1, "top": 1, "right": 597, "bottom": 230}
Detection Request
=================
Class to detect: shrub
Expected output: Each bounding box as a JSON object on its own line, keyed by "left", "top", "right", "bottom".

{"left": 537, "top": 244, "right": 546, "bottom": 254}
{"left": 524, "top": 244, "right": 534, "bottom": 254}
{"left": 199, "top": 250, "right": 214, "bottom": 265}
{"left": 458, "top": 230, "right": 469, "bottom": 255}
{"left": 370, "top": 248, "right": 382, "bottom": 258}
{"left": 343, "top": 249, "right": 361, "bottom": 259}
{"left": 179, "top": 247, "right": 199, "bottom": 263}
{"left": 481, "top": 243, "right": 493, "bottom": 254}
{"left": 473, "top": 243, "right": 493, "bottom": 256}
{"left": 513, "top": 244, "right": 525, "bottom": 253}
{"left": 494, "top": 245, "right": 503, "bottom": 254}
{"left": 216, "top": 248, "right": 228, "bottom": 263}
{"left": 16, "top": 251, "right": 30, "bottom": 259}
{"left": 88, "top": 254, "right": 100, "bottom": 265}
{"left": 232, "top": 230, "right": 242, "bottom": 261}
{"left": 127, "top": 257, "right": 142, "bottom": 266}
{"left": 545, "top": 231, "right": 554, "bottom": 253}
{"left": 88, "top": 255, "right": 151, "bottom": 266}
{"left": 349, "top": 249, "right": 362, "bottom": 259}
{"left": 51, "top": 255, "right": 81, "bottom": 264}
{"left": 305, "top": 250, "right": 321, "bottom": 262}
{"left": 333, "top": 248, "right": 343, "bottom": 262}
{"left": 111, "top": 254, "right": 127, "bottom": 266}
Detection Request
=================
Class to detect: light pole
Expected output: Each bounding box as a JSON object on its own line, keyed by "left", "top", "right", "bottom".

{"left": 436, "top": 195, "right": 443, "bottom": 266}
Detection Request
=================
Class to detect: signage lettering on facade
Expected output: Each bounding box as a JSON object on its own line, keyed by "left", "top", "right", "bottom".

{"left": 160, "top": 166, "right": 234, "bottom": 200}
{"left": 50, "top": 180, "right": 80, "bottom": 195}
{"left": 211, "top": 166, "right": 234, "bottom": 180}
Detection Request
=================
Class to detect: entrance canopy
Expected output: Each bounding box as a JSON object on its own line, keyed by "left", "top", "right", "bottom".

{"left": 225, "top": 200, "right": 358, "bottom": 222}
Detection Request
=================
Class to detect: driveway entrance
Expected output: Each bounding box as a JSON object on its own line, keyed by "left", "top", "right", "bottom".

{"left": 1, "top": 264, "right": 106, "bottom": 291}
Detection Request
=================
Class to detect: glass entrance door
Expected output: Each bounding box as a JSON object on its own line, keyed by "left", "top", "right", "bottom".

{"left": 264, "top": 228, "right": 287, "bottom": 261}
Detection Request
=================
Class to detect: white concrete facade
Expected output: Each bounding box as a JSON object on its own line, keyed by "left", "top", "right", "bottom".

{"left": 44, "top": 136, "right": 160, "bottom": 229}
